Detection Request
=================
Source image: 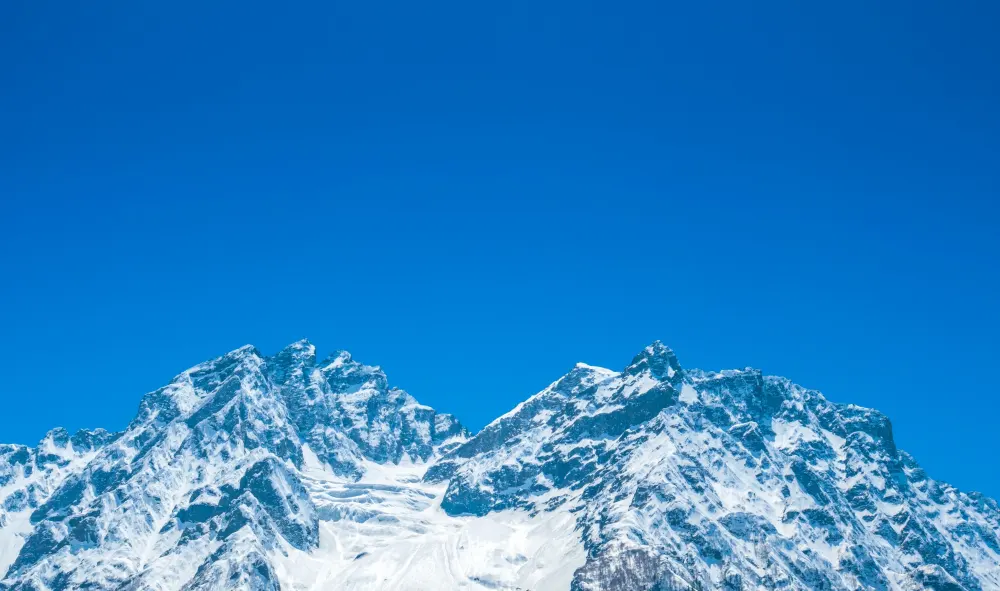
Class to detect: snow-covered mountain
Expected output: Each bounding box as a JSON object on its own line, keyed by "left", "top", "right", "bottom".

{"left": 1, "top": 340, "right": 997, "bottom": 590}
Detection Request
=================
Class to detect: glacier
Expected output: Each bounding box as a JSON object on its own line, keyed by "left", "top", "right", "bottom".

{"left": 0, "top": 339, "right": 997, "bottom": 590}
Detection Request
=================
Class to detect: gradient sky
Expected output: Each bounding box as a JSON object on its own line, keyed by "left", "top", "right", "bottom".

{"left": 1, "top": 1, "right": 998, "bottom": 498}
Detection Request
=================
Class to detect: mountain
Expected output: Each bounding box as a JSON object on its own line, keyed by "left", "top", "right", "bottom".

{"left": 1, "top": 340, "right": 997, "bottom": 591}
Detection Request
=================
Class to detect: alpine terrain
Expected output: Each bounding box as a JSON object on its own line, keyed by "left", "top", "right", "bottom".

{"left": 1, "top": 340, "right": 997, "bottom": 591}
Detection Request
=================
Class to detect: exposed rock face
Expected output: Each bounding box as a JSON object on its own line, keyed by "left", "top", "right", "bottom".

{"left": 1, "top": 340, "right": 997, "bottom": 590}
{"left": 0, "top": 341, "right": 466, "bottom": 591}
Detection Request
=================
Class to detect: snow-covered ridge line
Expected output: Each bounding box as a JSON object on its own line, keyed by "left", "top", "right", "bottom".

{"left": 1, "top": 339, "right": 998, "bottom": 591}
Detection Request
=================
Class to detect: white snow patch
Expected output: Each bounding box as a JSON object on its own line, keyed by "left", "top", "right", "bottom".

{"left": 275, "top": 459, "right": 586, "bottom": 591}
{"left": 679, "top": 383, "right": 699, "bottom": 404}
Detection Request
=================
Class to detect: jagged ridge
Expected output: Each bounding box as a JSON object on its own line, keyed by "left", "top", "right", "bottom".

{"left": 0, "top": 340, "right": 997, "bottom": 591}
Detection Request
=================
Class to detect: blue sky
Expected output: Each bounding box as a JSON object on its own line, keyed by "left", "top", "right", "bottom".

{"left": 1, "top": 1, "right": 998, "bottom": 497}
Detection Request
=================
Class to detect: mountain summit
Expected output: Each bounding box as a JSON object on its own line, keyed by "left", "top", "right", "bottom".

{"left": 1, "top": 341, "right": 997, "bottom": 590}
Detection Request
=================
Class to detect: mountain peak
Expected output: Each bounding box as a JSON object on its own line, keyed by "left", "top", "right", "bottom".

{"left": 624, "top": 339, "right": 682, "bottom": 380}
{"left": 321, "top": 349, "right": 354, "bottom": 367}
{"left": 272, "top": 339, "right": 317, "bottom": 363}
{"left": 279, "top": 338, "right": 315, "bottom": 354}
{"left": 39, "top": 427, "right": 70, "bottom": 449}
{"left": 228, "top": 343, "right": 262, "bottom": 357}
{"left": 644, "top": 339, "right": 676, "bottom": 357}
{"left": 319, "top": 349, "right": 386, "bottom": 385}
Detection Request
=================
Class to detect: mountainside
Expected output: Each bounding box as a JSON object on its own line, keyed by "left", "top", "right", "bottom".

{"left": 1, "top": 340, "right": 997, "bottom": 591}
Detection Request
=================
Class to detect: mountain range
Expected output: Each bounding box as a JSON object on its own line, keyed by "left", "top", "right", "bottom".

{"left": 1, "top": 340, "right": 997, "bottom": 590}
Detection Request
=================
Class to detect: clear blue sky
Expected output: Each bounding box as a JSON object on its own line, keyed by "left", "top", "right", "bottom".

{"left": 1, "top": 1, "right": 998, "bottom": 497}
